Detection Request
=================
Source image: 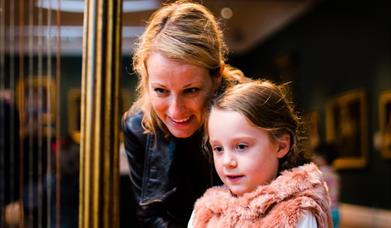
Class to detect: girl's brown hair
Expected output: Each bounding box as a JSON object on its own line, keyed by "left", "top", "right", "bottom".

{"left": 205, "top": 80, "right": 311, "bottom": 172}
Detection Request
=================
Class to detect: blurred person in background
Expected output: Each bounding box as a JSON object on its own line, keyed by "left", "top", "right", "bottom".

{"left": 1, "top": 89, "right": 21, "bottom": 227}
{"left": 313, "top": 142, "right": 340, "bottom": 228}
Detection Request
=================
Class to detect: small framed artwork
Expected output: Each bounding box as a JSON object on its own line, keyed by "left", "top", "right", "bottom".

{"left": 120, "top": 89, "right": 133, "bottom": 118}
{"left": 17, "top": 77, "right": 56, "bottom": 138}
{"left": 119, "top": 89, "right": 133, "bottom": 142}
{"left": 379, "top": 91, "right": 391, "bottom": 159}
{"left": 68, "top": 88, "right": 133, "bottom": 144}
{"left": 325, "top": 89, "right": 368, "bottom": 169}
{"left": 304, "top": 110, "right": 320, "bottom": 149}
{"left": 68, "top": 88, "right": 81, "bottom": 143}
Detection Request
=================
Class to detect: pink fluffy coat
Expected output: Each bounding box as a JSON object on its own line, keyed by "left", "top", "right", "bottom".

{"left": 192, "top": 163, "right": 332, "bottom": 228}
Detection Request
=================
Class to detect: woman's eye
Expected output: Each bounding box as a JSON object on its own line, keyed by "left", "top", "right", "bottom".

{"left": 184, "top": 88, "right": 200, "bottom": 94}
{"left": 154, "top": 88, "right": 168, "bottom": 95}
{"left": 235, "top": 143, "right": 248, "bottom": 151}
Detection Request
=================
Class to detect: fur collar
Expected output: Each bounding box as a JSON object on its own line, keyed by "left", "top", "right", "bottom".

{"left": 193, "top": 163, "right": 332, "bottom": 228}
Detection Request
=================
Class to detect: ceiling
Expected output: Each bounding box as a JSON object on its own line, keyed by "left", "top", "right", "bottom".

{"left": 3, "top": 0, "right": 317, "bottom": 55}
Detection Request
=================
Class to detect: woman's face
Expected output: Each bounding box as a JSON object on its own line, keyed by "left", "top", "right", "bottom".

{"left": 146, "top": 52, "right": 217, "bottom": 138}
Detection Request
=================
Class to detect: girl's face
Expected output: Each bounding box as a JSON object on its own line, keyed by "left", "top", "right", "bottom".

{"left": 208, "top": 109, "right": 288, "bottom": 196}
{"left": 147, "top": 52, "right": 217, "bottom": 138}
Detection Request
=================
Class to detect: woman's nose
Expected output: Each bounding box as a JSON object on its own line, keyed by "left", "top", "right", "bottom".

{"left": 168, "top": 95, "right": 184, "bottom": 115}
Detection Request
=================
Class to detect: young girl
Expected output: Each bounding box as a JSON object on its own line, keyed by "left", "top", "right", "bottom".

{"left": 189, "top": 80, "right": 332, "bottom": 228}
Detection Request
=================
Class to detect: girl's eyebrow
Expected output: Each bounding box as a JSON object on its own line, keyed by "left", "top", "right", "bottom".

{"left": 209, "top": 137, "right": 220, "bottom": 144}
{"left": 229, "top": 135, "right": 255, "bottom": 141}
{"left": 209, "top": 138, "right": 220, "bottom": 144}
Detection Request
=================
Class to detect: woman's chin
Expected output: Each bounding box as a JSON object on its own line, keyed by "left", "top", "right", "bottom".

{"left": 170, "top": 129, "right": 196, "bottom": 138}
{"left": 166, "top": 120, "right": 199, "bottom": 138}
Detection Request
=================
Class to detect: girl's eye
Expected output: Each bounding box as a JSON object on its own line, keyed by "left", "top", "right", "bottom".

{"left": 235, "top": 143, "right": 248, "bottom": 151}
{"left": 212, "top": 145, "right": 224, "bottom": 154}
{"left": 184, "top": 87, "right": 200, "bottom": 94}
{"left": 154, "top": 88, "right": 168, "bottom": 95}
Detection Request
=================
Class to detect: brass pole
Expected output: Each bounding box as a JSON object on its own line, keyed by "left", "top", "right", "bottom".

{"left": 80, "top": 0, "right": 122, "bottom": 227}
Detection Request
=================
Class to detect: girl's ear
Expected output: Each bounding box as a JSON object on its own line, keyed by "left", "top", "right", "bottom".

{"left": 276, "top": 134, "right": 291, "bottom": 158}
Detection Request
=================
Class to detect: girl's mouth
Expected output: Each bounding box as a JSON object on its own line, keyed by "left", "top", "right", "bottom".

{"left": 226, "top": 175, "right": 244, "bottom": 183}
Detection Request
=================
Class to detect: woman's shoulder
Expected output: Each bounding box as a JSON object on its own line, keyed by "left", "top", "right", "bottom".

{"left": 121, "top": 110, "right": 144, "bottom": 135}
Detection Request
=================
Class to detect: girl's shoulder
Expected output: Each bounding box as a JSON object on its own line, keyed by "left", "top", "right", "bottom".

{"left": 194, "top": 185, "right": 231, "bottom": 206}
{"left": 297, "top": 212, "right": 318, "bottom": 228}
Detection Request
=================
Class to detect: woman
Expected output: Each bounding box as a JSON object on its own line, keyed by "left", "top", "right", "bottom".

{"left": 121, "top": 1, "right": 247, "bottom": 227}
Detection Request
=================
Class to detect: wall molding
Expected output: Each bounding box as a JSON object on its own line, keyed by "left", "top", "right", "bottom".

{"left": 340, "top": 203, "right": 391, "bottom": 228}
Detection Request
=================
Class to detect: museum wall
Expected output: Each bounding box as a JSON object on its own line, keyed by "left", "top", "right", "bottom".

{"left": 229, "top": 0, "right": 391, "bottom": 209}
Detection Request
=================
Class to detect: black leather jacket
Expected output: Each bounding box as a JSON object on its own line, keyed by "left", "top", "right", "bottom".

{"left": 122, "top": 111, "right": 220, "bottom": 228}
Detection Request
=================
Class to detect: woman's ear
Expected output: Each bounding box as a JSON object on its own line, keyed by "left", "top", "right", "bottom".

{"left": 219, "top": 62, "right": 225, "bottom": 76}
{"left": 276, "top": 134, "right": 291, "bottom": 158}
{"left": 213, "top": 64, "right": 224, "bottom": 92}
{"left": 217, "top": 63, "right": 224, "bottom": 85}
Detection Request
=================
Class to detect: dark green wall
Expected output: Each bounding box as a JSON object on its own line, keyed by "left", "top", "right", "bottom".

{"left": 59, "top": 56, "right": 138, "bottom": 136}
{"left": 4, "top": 55, "right": 138, "bottom": 137}
{"left": 229, "top": 1, "right": 391, "bottom": 209}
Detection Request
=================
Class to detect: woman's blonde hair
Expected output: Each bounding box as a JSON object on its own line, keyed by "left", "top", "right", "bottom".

{"left": 128, "top": 1, "right": 245, "bottom": 136}
{"left": 205, "top": 80, "right": 310, "bottom": 172}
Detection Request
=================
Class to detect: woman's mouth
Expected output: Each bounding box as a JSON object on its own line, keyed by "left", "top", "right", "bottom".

{"left": 169, "top": 116, "right": 191, "bottom": 124}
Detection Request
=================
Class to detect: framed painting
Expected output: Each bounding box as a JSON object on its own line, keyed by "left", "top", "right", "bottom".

{"left": 68, "top": 89, "right": 81, "bottom": 143}
{"left": 304, "top": 110, "right": 320, "bottom": 149}
{"left": 379, "top": 91, "right": 391, "bottom": 159}
{"left": 68, "top": 88, "right": 133, "bottom": 143}
{"left": 16, "top": 77, "right": 56, "bottom": 138}
{"left": 119, "top": 89, "right": 133, "bottom": 142}
{"left": 325, "top": 89, "right": 368, "bottom": 169}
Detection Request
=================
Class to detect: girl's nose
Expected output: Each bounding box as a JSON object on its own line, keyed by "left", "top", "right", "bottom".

{"left": 223, "top": 153, "right": 237, "bottom": 168}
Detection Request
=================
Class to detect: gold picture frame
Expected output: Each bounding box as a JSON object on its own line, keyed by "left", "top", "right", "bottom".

{"left": 16, "top": 77, "right": 56, "bottom": 138}
{"left": 304, "top": 110, "right": 320, "bottom": 149}
{"left": 379, "top": 90, "right": 391, "bottom": 159}
{"left": 325, "top": 89, "right": 368, "bottom": 169}
{"left": 68, "top": 89, "right": 82, "bottom": 143}
{"left": 68, "top": 88, "right": 133, "bottom": 144}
